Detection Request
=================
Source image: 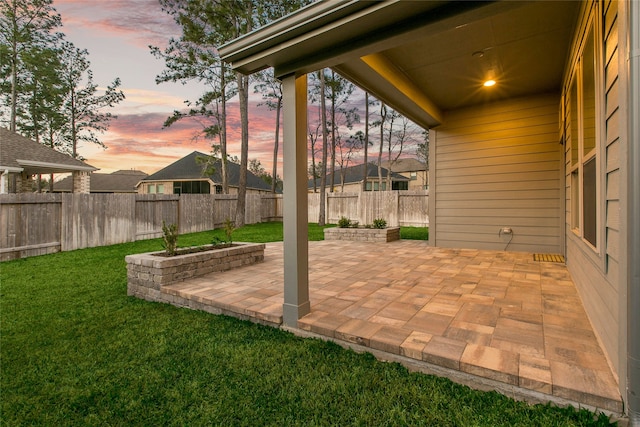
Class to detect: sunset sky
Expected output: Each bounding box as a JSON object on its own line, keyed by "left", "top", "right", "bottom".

{"left": 53, "top": 0, "right": 332, "bottom": 176}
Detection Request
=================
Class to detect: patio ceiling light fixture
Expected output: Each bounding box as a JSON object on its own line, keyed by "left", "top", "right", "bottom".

{"left": 483, "top": 79, "right": 496, "bottom": 87}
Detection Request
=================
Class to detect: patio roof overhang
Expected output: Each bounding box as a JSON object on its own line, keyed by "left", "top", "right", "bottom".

{"left": 16, "top": 159, "right": 97, "bottom": 176}
{"left": 218, "top": 0, "right": 581, "bottom": 328}
{"left": 220, "top": 0, "right": 580, "bottom": 129}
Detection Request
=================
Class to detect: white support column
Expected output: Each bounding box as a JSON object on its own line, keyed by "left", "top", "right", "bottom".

{"left": 282, "top": 73, "right": 310, "bottom": 326}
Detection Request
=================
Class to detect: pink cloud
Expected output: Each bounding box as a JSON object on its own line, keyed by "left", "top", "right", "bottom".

{"left": 55, "top": 0, "right": 179, "bottom": 49}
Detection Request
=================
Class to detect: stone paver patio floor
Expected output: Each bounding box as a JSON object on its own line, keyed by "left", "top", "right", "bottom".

{"left": 162, "top": 240, "right": 622, "bottom": 414}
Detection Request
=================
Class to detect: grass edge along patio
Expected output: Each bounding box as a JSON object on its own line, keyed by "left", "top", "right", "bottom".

{"left": 0, "top": 223, "right": 622, "bottom": 425}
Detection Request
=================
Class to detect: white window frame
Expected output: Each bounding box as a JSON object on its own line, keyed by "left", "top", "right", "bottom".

{"left": 568, "top": 16, "right": 601, "bottom": 253}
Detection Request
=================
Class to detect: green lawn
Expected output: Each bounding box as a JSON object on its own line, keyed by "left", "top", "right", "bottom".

{"left": 0, "top": 222, "right": 614, "bottom": 426}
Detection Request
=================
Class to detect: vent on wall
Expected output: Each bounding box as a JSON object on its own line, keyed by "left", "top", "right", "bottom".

{"left": 533, "top": 253, "right": 565, "bottom": 263}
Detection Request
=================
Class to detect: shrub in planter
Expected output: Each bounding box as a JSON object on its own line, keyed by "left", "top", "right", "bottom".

{"left": 338, "top": 216, "right": 351, "bottom": 228}
{"left": 162, "top": 221, "right": 179, "bottom": 256}
{"left": 372, "top": 218, "right": 387, "bottom": 229}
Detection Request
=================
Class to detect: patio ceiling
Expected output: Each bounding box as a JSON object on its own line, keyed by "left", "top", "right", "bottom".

{"left": 220, "top": 0, "right": 580, "bottom": 128}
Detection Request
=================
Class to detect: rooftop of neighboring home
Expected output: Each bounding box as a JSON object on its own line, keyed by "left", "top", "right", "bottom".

{"left": 54, "top": 170, "right": 148, "bottom": 193}
{"left": 141, "top": 151, "right": 272, "bottom": 192}
{"left": 380, "top": 158, "right": 427, "bottom": 173}
{"left": 308, "top": 163, "right": 409, "bottom": 189}
{"left": 0, "top": 127, "right": 96, "bottom": 175}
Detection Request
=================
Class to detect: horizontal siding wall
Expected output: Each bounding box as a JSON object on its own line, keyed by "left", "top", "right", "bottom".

{"left": 564, "top": 0, "right": 623, "bottom": 387}
{"left": 434, "top": 94, "right": 562, "bottom": 253}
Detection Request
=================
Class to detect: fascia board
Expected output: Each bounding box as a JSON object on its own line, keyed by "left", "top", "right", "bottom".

{"left": 0, "top": 166, "right": 24, "bottom": 173}
{"left": 17, "top": 159, "right": 97, "bottom": 172}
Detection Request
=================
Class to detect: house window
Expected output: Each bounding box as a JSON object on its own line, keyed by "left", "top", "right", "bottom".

{"left": 173, "top": 181, "right": 210, "bottom": 194}
{"left": 410, "top": 171, "right": 417, "bottom": 180}
{"left": 568, "top": 24, "right": 598, "bottom": 248}
{"left": 148, "top": 184, "right": 156, "bottom": 194}
{"left": 365, "top": 181, "right": 387, "bottom": 191}
{"left": 392, "top": 181, "right": 408, "bottom": 190}
{"left": 157, "top": 184, "right": 164, "bottom": 194}
{"left": 215, "top": 185, "right": 223, "bottom": 194}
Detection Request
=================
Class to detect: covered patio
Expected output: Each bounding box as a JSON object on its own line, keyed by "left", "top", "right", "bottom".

{"left": 159, "top": 240, "right": 622, "bottom": 414}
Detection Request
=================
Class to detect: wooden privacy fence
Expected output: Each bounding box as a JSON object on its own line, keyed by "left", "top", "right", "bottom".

{"left": 0, "top": 190, "right": 426, "bottom": 261}
{"left": 0, "top": 193, "right": 282, "bottom": 261}
{"left": 307, "top": 190, "right": 429, "bottom": 227}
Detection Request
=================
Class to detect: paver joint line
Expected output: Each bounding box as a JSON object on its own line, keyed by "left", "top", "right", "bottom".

{"left": 132, "top": 240, "right": 623, "bottom": 414}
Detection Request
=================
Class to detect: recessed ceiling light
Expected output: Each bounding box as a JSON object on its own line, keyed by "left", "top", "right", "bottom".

{"left": 483, "top": 79, "right": 496, "bottom": 87}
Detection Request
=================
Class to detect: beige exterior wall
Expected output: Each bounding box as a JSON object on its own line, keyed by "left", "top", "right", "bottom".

{"left": 394, "top": 171, "right": 428, "bottom": 191}
{"left": 562, "top": 0, "right": 626, "bottom": 391}
{"left": 431, "top": 93, "right": 563, "bottom": 253}
{"left": 138, "top": 180, "right": 270, "bottom": 195}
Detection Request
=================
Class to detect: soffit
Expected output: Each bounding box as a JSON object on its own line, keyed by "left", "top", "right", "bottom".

{"left": 220, "top": 1, "right": 580, "bottom": 128}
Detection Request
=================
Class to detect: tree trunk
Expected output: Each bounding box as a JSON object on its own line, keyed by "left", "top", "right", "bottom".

{"left": 329, "top": 70, "right": 336, "bottom": 193}
{"left": 271, "top": 96, "right": 281, "bottom": 194}
{"left": 318, "top": 70, "right": 328, "bottom": 226}
{"left": 235, "top": 71, "right": 249, "bottom": 227}
{"left": 220, "top": 63, "right": 229, "bottom": 194}
{"left": 378, "top": 103, "right": 386, "bottom": 191}
{"left": 363, "top": 92, "right": 369, "bottom": 191}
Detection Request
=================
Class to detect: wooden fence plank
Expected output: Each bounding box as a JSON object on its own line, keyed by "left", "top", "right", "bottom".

{"left": 1, "top": 191, "right": 428, "bottom": 261}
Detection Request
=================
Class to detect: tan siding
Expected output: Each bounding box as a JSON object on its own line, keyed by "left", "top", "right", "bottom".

{"left": 564, "top": 0, "right": 623, "bottom": 387}
{"left": 434, "top": 93, "right": 562, "bottom": 253}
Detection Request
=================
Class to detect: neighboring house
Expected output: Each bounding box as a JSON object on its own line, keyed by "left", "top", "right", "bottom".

{"left": 54, "top": 170, "right": 147, "bottom": 193}
{"left": 308, "top": 163, "right": 410, "bottom": 193}
{"left": 380, "top": 158, "right": 428, "bottom": 191}
{"left": 138, "top": 151, "right": 272, "bottom": 195}
{"left": 0, "top": 127, "right": 96, "bottom": 193}
{"left": 220, "top": 0, "right": 640, "bottom": 416}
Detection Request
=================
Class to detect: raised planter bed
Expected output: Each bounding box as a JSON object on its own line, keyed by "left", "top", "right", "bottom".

{"left": 324, "top": 226, "right": 400, "bottom": 242}
{"left": 126, "top": 242, "right": 265, "bottom": 301}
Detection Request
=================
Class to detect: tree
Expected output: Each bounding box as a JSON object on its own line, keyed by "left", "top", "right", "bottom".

{"left": 325, "top": 70, "right": 358, "bottom": 192}
{"left": 0, "top": 0, "right": 61, "bottom": 131}
{"left": 152, "top": 0, "right": 237, "bottom": 194}
{"left": 417, "top": 129, "right": 430, "bottom": 169}
{"left": 155, "top": 0, "right": 307, "bottom": 227}
{"left": 18, "top": 44, "right": 65, "bottom": 146}
{"left": 308, "top": 120, "right": 322, "bottom": 193}
{"left": 249, "top": 158, "right": 281, "bottom": 191}
{"left": 1, "top": 0, "right": 124, "bottom": 166}
{"left": 339, "top": 130, "right": 364, "bottom": 191}
{"left": 254, "top": 68, "right": 282, "bottom": 194}
{"left": 376, "top": 102, "right": 387, "bottom": 190}
{"left": 58, "top": 41, "right": 124, "bottom": 159}
{"left": 317, "top": 69, "right": 329, "bottom": 226}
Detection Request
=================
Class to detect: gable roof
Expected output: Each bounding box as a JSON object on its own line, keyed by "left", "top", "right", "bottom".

{"left": 0, "top": 127, "right": 97, "bottom": 175}
{"left": 54, "top": 170, "right": 147, "bottom": 193}
{"left": 380, "top": 158, "right": 427, "bottom": 173}
{"left": 308, "top": 163, "right": 409, "bottom": 188}
{"left": 142, "top": 151, "right": 272, "bottom": 192}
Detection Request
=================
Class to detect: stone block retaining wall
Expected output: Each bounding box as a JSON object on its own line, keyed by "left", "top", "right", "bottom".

{"left": 126, "top": 242, "right": 265, "bottom": 301}
{"left": 323, "top": 227, "right": 400, "bottom": 242}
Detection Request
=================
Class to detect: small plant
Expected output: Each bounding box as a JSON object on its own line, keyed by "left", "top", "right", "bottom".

{"left": 372, "top": 218, "right": 387, "bottom": 229}
{"left": 338, "top": 216, "right": 351, "bottom": 228}
{"left": 224, "top": 218, "right": 235, "bottom": 243}
{"left": 161, "top": 221, "right": 179, "bottom": 256}
{"left": 349, "top": 220, "right": 359, "bottom": 228}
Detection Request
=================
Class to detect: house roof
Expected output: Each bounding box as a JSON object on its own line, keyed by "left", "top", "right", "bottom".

{"left": 380, "top": 158, "right": 427, "bottom": 173}
{"left": 308, "top": 163, "right": 409, "bottom": 189}
{"left": 0, "top": 127, "right": 97, "bottom": 174}
{"left": 54, "top": 170, "right": 147, "bottom": 193}
{"left": 220, "top": 1, "right": 580, "bottom": 129}
{"left": 142, "top": 151, "right": 272, "bottom": 192}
